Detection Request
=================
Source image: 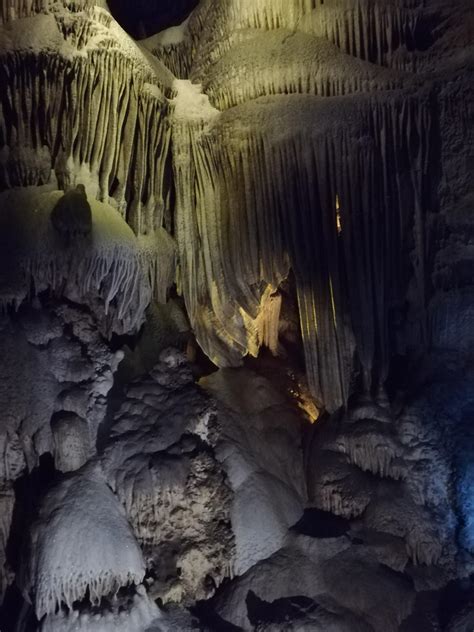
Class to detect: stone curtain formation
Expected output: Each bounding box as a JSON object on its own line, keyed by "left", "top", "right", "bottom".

{"left": 0, "top": 0, "right": 470, "bottom": 411}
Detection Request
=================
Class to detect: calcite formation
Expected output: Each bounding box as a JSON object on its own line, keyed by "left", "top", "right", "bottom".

{"left": 0, "top": 187, "right": 156, "bottom": 333}
{"left": 0, "top": 0, "right": 471, "bottom": 409}
{"left": 21, "top": 464, "right": 146, "bottom": 619}
{"left": 102, "top": 350, "right": 235, "bottom": 605}
{"left": 0, "top": 0, "right": 472, "bottom": 630}
{"left": 157, "top": 0, "right": 471, "bottom": 412}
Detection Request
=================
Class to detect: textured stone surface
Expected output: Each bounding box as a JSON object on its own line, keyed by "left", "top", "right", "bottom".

{"left": 103, "top": 350, "right": 235, "bottom": 606}
{"left": 0, "top": 0, "right": 472, "bottom": 629}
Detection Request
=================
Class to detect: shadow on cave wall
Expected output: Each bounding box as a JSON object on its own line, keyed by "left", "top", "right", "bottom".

{"left": 1, "top": 454, "right": 57, "bottom": 631}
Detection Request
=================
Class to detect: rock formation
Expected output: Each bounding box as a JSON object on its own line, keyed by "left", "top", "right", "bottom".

{"left": 0, "top": 0, "right": 472, "bottom": 630}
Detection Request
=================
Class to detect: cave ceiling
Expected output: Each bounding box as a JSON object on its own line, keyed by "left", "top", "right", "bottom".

{"left": 107, "top": 0, "right": 200, "bottom": 38}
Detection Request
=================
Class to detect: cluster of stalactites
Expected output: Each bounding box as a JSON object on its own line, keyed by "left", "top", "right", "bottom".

{"left": 172, "top": 101, "right": 288, "bottom": 367}
{"left": 0, "top": 0, "right": 108, "bottom": 24}
{"left": 194, "top": 91, "right": 432, "bottom": 410}
{"left": 53, "top": 5, "right": 115, "bottom": 50}
{"left": 0, "top": 57, "right": 170, "bottom": 235}
{"left": 0, "top": 189, "right": 179, "bottom": 335}
{"left": 193, "top": 29, "right": 407, "bottom": 112}
{"left": 299, "top": 0, "right": 425, "bottom": 67}
{"left": 146, "top": 40, "right": 194, "bottom": 80}
{"left": 180, "top": 0, "right": 427, "bottom": 83}
{"left": 0, "top": 7, "right": 174, "bottom": 237}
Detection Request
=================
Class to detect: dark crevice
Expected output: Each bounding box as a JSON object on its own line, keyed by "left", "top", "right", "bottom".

{"left": 1, "top": 454, "right": 58, "bottom": 630}
{"left": 192, "top": 592, "right": 244, "bottom": 632}
{"left": 246, "top": 590, "right": 318, "bottom": 627}
{"left": 290, "top": 507, "right": 350, "bottom": 538}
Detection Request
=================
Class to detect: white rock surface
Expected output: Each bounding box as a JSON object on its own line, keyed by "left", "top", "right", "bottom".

{"left": 21, "top": 464, "right": 146, "bottom": 619}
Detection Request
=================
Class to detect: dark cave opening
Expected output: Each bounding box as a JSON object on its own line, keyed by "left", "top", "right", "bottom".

{"left": 107, "top": 0, "right": 200, "bottom": 39}
{"left": 246, "top": 591, "right": 317, "bottom": 627}
{"left": 290, "top": 507, "right": 350, "bottom": 538}
{"left": 1, "top": 454, "right": 57, "bottom": 631}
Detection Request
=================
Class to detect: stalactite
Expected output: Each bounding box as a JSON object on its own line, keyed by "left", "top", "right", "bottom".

{"left": 0, "top": 188, "right": 162, "bottom": 335}
{"left": 0, "top": 8, "right": 174, "bottom": 237}
{"left": 0, "top": 0, "right": 112, "bottom": 26}
{"left": 300, "top": 0, "right": 423, "bottom": 68}
{"left": 187, "top": 0, "right": 429, "bottom": 80}
{"left": 147, "top": 40, "right": 194, "bottom": 79}
{"left": 172, "top": 81, "right": 289, "bottom": 367}
{"left": 196, "top": 90, "right": 432, "bottom": 410}
{"left": 256, "top": 292, "right": 282, "bottom": 355}
{"left": 194, "top": 30, "right": 406, "bottom": 111}
{"left": 41, "top": 588, "right": 160, "bottom": 631}
{"left": 336, "top": 433, "right": 403, "bottom": 479}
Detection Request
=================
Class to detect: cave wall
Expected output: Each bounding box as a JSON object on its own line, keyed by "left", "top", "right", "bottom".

{"left": 0, "top": 0, "right": 471, "bottom": 411}
{"left": 0, "top": 0, "right": 472, "bottom": 629}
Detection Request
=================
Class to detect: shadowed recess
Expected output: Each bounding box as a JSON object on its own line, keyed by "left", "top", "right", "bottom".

{"left": 107, "top": 0, "right": 200, "bottom": 39}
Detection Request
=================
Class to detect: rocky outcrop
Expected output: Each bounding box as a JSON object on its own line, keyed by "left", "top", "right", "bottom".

{"left": 103, "top": 349, "right": 235, "bottom": 606}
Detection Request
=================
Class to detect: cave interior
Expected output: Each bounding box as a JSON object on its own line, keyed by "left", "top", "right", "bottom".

{"left": 0, "top": 0, "right": 473, "bottom": 630}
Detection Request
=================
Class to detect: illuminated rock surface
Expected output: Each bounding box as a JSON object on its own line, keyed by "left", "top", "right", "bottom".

{"left": 0, "top": 0, "right": 472, "bottom": 629}
{"left": 102, "top": 349, "right": 235, "bottom": 606}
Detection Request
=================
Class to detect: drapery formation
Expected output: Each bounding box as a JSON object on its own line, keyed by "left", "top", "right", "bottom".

{"left": 172, "top": 89, "right": 433, "bottom": 410}
{"left": 0, "top": 6, "right": 173, "bottom": 234}
{"left": 0, "top": 0, "right": 468, "bottom": 411}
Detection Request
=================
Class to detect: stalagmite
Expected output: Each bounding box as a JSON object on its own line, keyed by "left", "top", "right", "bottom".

{"left": 0, "top": 187, "right": 163, "bottom": 334}
{"left": 51, "top": 411, "right": 90, "bottom": 473}
{"left": 21, "top": 464, "right": 146, "bottom": 619}
{"left": 0, "top": 483, "right": 14, "bottom": 603}
{"left": 50, "top": 184, "right": 92, "bottom": 242}
{"left": 102, "top": 350, "right": 234, "bottom": 605}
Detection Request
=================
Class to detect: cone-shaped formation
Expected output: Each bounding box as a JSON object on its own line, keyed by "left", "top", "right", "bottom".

{"left": 0, "top": 187, "right": 174, "bottom": 334}
{"left": 21, "top": 464, "right": 146, "bottom": 619}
